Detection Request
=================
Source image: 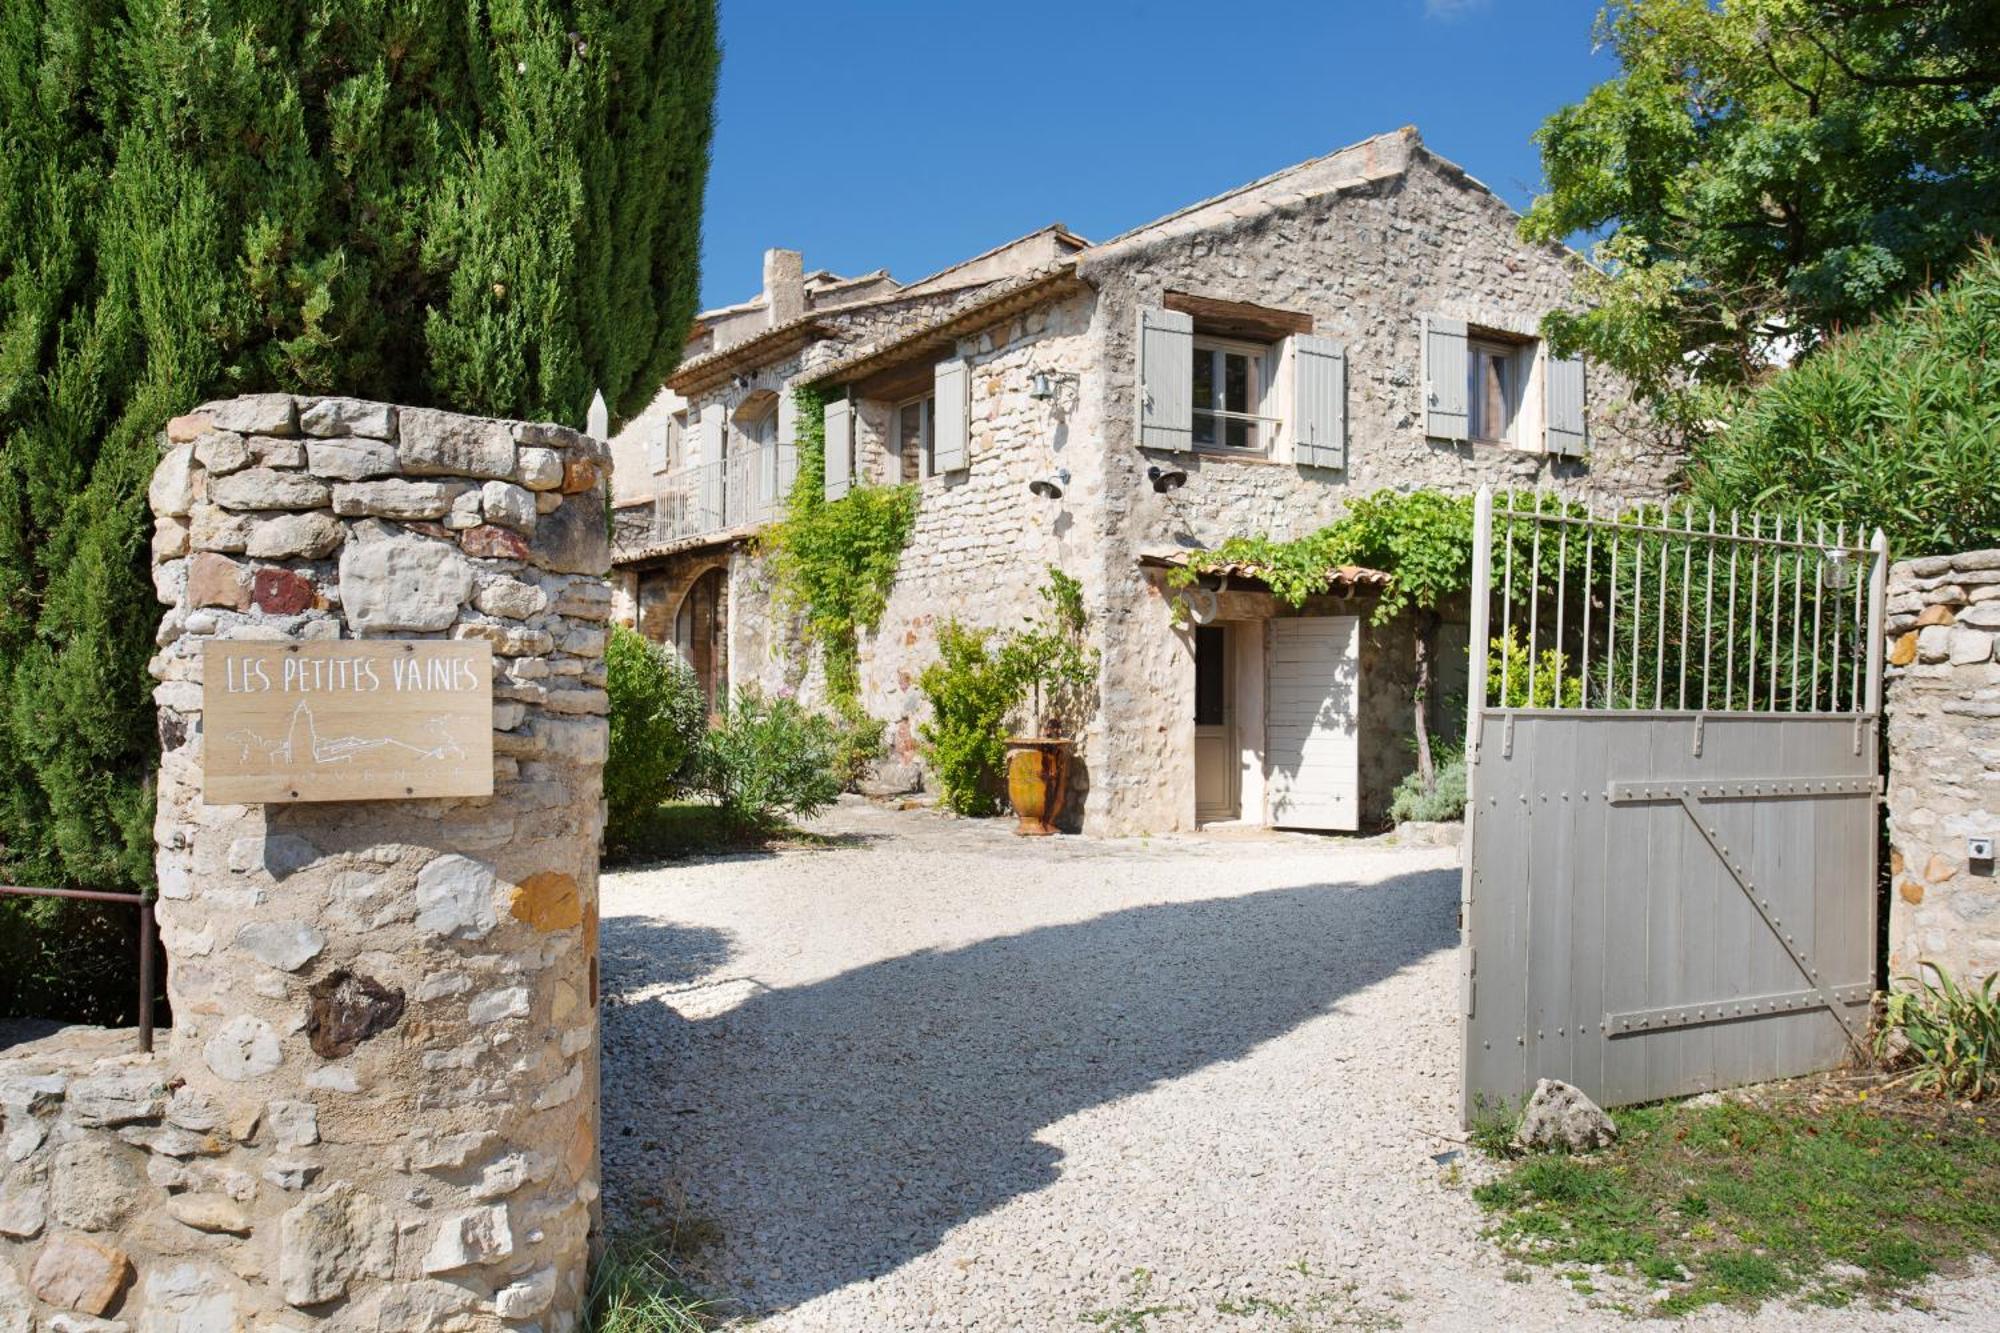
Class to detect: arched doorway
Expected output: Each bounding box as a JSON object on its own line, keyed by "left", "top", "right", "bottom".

{"left": 676, "top": 566, "right": 729, "bottom": 718}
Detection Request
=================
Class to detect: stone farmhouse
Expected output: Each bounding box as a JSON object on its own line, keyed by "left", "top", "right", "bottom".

{"left": 609, "top": 127, "right": 1677, "bottom": 835}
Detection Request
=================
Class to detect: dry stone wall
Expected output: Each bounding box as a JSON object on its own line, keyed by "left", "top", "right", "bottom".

{"left": 1883, "top": 549, "right": 2000, "bottom": 987}
{"left": 0, "top": 394, "right": 610, "bottom": 1332}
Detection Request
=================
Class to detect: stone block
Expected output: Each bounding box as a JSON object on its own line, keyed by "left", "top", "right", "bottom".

{"left": 330, "top": 478, "right": 466, "bottom": 520}
{"left": 553, "top": 579, "right": 613, "bottom": 621}
{"left": 277, "top": 1183, "right": 394, "bottom": 1307}
{"left": 205, "top": 393, "right": 296, "bottom": 436}
{"left": 531, "top": 487, "right": 609, "bottom": 575}
{"left": 28, "top": 1232, "right": 132, "bottom": 1316}
{"left": 542, "top": 685, "right": 609, "bottom": 716}
{"left": 516, "top": 447, "right": 564, "bottom": 490}
{"left": 69, "top": 1067, "right": 169, "bottom": 1128}
{"left": 192, "top": 430, "right": 251, "bottom": 475}
{"left": 1960, "top": 601, "right": 2000, "bottom": 630}
{"left": 165, "top": 1193, "right": 252, "bottom": 1236}
{"left": 206, "top": 467, "right": 329, "bottom": 511}
{"left": 250, "top": 567, "right": 318, "bottom": 616}
{"left": 202, "top": 1015, "right": 283, "bottom": 1083}
{"left": 467, "top": 986, "right": 529, "bottom": 1024}
{"left": 560, "top": 454, "right": 606, "bottom": 494}
{"left": 188, "top": 504, "right": 253, "bottom": 554}
{"left": 226, "top": 832, "right": 320, "bottom": 878}
{"left": 148, "top": 443, "right": 197, "bottom": 518}
{"left": 1949, "top": 628, "right": 1995, "bottom": 665}
{"left": 472, "top": 576, "right": 548, "bottom": 620}
{"left": 233, "top": 920, "right": 326, "bottom": 972}
{"left": 415, "top": 854, "right": 500, "bottom": 940}
{"left": 151, "top": 516, "right": 190, "bottom": 562}
{"left": 244, "top": 511, "right": 343, "bottom": 560}
{"left": 496, "top": 1267, "right": 557, "bottom": 1318}
{"left": 460, "top": 524, "right": 532, "bottom": 561}
{"left": 248, "top": 434, "right": 306, "bottom": 468}
{"left": 535, "top": 716, "right": 608, "bottom": 764}
{"left": 165, "top": 412, "right": 213, "bottom": 444}
{"left": 452, "top": 621, "right": 553, "bottom": 657}
{"left": 398, "top": 407, "right": 516, "bottom": 479}
{"left": 1917, "top": 624, "right": 1953, "bottom": 663}
{"left": 50, "top": 1141, "right": 143, "bottom": 1231}
{"left": 509, "top": 871, "right": 582, "bottom": 932}
{"left": 0, "top": 1178, "right": 46, "bottom": 1239}
{"left": 304, "top": 435, "right": 400, "bottom": 480}
{"left": 339, "top": 525, "right": 473, "bottom": 633}
{"left": 515, "top": 421, "right": 587, "bottom": 450}
{"left": 421, "top": 1204, "right": 514, "bottom": 1274}
{"left": 140, "top": 1262, "right": 238, "bottom": 1331}
{"left": 480, "top": 480, "right": 538, "bottom": 535}
{"left": 1889, "top": 630, "right": 1918, "bottom": 667}
{"left": 305, "top": 970, "right": 406, "bottom": 1059}
{"left": 266, "top": 1099, "right": 319, "bottom": 1149}
{"left": 185, "top": 552, "right": 248, "bottom": 611}
{"left": 300, "top": 397, "right": 396, "bottom": 440}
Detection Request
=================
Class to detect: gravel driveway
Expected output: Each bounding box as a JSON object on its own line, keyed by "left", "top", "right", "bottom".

{"left": 600, "top": 798, "right": 1999, "bottom": 1331}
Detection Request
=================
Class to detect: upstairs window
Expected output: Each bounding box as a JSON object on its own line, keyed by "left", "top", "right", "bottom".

{"left": 897, "top": 394, "right": 935, "bottom": 481}
{"left": 1467, "top": 338, "right": 1523, "bottom": 445}
{"left": 1191, "top": 337, "right": 1272, "bottom": 453}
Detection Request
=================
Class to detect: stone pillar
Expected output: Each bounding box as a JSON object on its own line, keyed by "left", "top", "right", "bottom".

{"left": 1882, "top": 549, "right": 2000, "bottom": 987}
{"left": 0, "top": 393, "right": 609, "bottom": 1333}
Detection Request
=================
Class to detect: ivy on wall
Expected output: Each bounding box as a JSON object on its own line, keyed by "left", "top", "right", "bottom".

{"left": 761, "top": 387, "right": 918, "bottom": 707}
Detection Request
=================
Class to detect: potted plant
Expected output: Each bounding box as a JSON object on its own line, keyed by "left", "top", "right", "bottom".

{"left": 1001, "top": 569, "right": 1099, "bottom": 835}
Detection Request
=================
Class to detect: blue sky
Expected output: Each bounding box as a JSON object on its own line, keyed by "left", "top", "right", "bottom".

{"left": 698, "top": 0, "right": 1617, "bottom": 308}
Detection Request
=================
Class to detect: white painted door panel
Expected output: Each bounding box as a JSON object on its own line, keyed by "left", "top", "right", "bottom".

{"left": 1266, "top": 616, "right": 1360, "bottom": 830}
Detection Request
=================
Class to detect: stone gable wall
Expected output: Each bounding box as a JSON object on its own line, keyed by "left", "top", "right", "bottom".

{"left": 0, "top": 394, "right": 610, "bottom": 1332}
{"left": 1883, "top": 549, "right": 2000, "bottom": 987}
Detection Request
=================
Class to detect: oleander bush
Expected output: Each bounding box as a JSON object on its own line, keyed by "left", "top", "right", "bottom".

{"left": 605, "top": 627, "right": 708, "bottom": 844}
{"left": 695, "top": 689, "right": 844, "bottom": 833}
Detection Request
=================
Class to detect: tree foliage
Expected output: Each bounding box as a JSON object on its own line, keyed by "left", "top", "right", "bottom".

{"left": 1693, "top": 244, "right": 2000, "bottom": 559}
{"left": 1524, "top": 0, "right": 2000, "bottom": 410}
{"left": 0, "top": 1, "right": 717, "bottom": 1015}
{"left": 916, "top": 621, "right": 1019, "bottom": 817}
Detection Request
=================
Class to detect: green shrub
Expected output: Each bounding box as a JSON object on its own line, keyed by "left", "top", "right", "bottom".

{"left": 1000, "top": 567, "right": 1099, "bottom": 739}
{"left": 1487, "top": 626, "right": 1585, "bottom": 709}
{"left": 695, "top": 689, "right": 843, "bottom": 832}
{"left": 1878, "top": 966, "right": 2000, "bottom": 1101}
{"left": 828, "top": 699, "right": 888, "bottom": 792}
{"left": 1391, "top": 747, "right": 1466, "bottom": 824}
{"left": 604, "top": 628, "right": 707, "bottom": 845}
{"left": 916, "top": 621, "right": 1020, "bottom": 816}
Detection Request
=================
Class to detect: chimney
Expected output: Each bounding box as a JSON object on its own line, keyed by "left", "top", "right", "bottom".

{"left": 763, "top": 248, "right": 805, "bottom": 327}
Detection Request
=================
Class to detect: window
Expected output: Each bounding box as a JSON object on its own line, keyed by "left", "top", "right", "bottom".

{"left": 896, "top": 394, "right": 935, "bottom": 482}
{"left": 1191, "top": 337, "right": 1271, "bottom": 452}
{"left": 1193, "top": 625, "right": 1228, "bottom": 726}
{"left": 1467, "top": 339, "right": 1524, "bottom": 445}
{"left": 663, "top": 411, "right": 687, "bottom": 472}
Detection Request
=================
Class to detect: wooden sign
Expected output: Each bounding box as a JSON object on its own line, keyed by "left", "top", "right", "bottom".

{"left": 201, "top": 641, "right": 493, "bottom": 804}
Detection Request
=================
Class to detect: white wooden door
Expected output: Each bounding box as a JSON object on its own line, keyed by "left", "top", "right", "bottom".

{"left": 1267, "top": 616, "right": 1360, "bottom": 830}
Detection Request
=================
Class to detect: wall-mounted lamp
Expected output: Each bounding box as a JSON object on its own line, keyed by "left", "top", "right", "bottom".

{"left": 1029, "top": 468, "right": 1070, "bottom": 500}
{"left": 1029, "top": 370, "right": 1058, "bottom": 400}
{"left": 1148, "top": 465, "right": 1189, "bottom": 494}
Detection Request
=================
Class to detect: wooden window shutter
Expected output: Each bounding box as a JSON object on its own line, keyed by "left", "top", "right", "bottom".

{"left": 1292, "top": 334, "right": 1346, "bottom": 470}
{"left": 1136, "top": 306, "right": 1194, "bottom": 449}
{"left": 1544, "top": 352, "right": 1587, "bottom": 456}
{"left": 698, "top": 402, "right": 724, "bottom": 465}
{"left": 932, "top": 358, "right": 970, "bottom": 473}
{"left": 777, "top": 390, "right": 798, "bottom": 445}
{"left": 1422, "top": 315, "right": 1469, "bottom": 442}
{"left": 648, "top": 423, "right": 668, "bottom": 474}
{"left": 823, "top": 398, "right": 853, "bottom": 500}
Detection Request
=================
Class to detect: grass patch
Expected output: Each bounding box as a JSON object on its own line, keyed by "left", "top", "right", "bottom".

{"left": 603, "top": 799, "right": 825, "bottom": 866}
{"left": 586, "top": 1231, "right": 715, "bottom": 1332}
{"left": 1471, "top": 1080, "right": 2000, "bottom": 1314}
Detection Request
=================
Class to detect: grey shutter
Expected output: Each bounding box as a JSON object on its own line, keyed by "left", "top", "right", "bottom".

{"left": 697, "top": 402, "right": 724, "bottom": 465}
{"left": 1544, "top": 351, "right": 1587, "bottom": 456}
{"left": 777, "top": 390, "right": 798, "bottom": 445}
{"left": 1292, "top": 334, "right": 1346, "bottom": 470}
{"left": 648, "top": 422, "right": 668, "bottom": 474}
{"left": 933, "top": 358, "right": 970, "bottom": 473}
{"left": 1137, "top": 306, "right": 1194, "bottom": 449}
{"left": 697, "top": 403, "right": 725, "bottom": 529}
{"left": 1422, "top": 315, "right": 1469, "bottom": 442}
{"left": 823, "top": 398, "right": 853, "bottom": 500}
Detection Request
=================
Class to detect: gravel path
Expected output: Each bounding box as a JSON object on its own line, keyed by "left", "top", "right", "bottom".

{"left": 600, "top": 798, "right": 2000, "bottom": 1331}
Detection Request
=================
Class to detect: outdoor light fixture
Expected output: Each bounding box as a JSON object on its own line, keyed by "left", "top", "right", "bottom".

{"left": 1029, "top": 370, "right": 1058, "bottom": 400}
{"left": 1028, "top": 468, "right": 1069, "bottom": 500}
{"left": 1821, "top": 545, "right": 1859, "bottom": 590}
{"left": 1148, "top": 465, "right": 1189, "bottom": 494}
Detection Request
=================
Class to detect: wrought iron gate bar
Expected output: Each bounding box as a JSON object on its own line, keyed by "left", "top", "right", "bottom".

{"left": 1607, "top": 776, "right": 1879, "bottom": 802}
{"left": 1482, "top": 505, "right": 1875, "bottom": 554}
{"left": 1605, "top": 984, "right": 1871, "bottom": 1037}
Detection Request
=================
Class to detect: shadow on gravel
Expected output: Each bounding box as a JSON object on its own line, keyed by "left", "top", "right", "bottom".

{"left": 601, "top": 865, "right": 1459, "bottom": 1314}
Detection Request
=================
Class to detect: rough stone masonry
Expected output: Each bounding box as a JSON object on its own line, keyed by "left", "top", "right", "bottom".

{"left": 1884, "top": 548, "right": 2000, "bottom": 988}
{"left": 0, "top": 394, "right": 610, "bottom": 1332}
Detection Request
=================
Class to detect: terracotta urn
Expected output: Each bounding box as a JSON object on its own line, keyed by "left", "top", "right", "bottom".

{"left": 1005, "top": 737, "right": 1072, "bottom": 836}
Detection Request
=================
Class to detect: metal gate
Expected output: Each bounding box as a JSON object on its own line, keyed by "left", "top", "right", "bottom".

{"left": 1459, "top": 487, "right": 1888, "bottom": 1123}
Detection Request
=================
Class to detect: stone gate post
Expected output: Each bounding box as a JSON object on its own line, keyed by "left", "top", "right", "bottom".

{"left": 0, "top": 392, "right": 609, "bottom": 1332}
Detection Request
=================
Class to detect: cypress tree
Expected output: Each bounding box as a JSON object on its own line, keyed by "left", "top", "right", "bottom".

{"left": 0, "top": 0, "right": 717, "bottom": 1019}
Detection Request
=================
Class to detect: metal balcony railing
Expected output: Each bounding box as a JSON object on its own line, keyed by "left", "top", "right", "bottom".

{"left": 643, "top": 442, "right": 797, "bottom": 547}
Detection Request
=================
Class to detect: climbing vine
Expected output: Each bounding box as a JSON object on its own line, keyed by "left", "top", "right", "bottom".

{"left": 760, "top": 387, "right": 919, "bottom": 707}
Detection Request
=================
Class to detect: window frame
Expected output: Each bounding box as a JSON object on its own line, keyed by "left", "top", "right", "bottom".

{"left": 1465, "top": 332, "right": 1540, "bottom": 449}
{"left": 1190, "top": 334, "right": 1279, "bottom": 456}
{"left": 894, "top": 391, "right": 936, "bottom": 482}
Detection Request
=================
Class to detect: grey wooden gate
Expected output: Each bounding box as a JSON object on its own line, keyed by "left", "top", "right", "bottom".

{"left": 1459, "top": 488, "right": 1888, "bottom": 1123}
